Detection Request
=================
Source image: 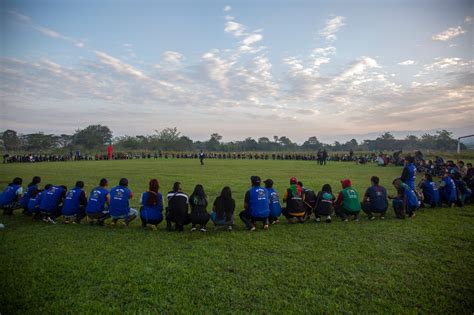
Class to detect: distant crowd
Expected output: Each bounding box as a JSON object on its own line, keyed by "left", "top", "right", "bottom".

{"left": 1, "top": 156, "right": 472, "bottom": 232}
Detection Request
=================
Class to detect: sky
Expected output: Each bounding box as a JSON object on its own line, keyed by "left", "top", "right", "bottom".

{"left": 0, "top": 0, "right": 473, "bottom": 143}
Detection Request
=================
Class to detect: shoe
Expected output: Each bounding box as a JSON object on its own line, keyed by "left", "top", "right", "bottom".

{"left": 325, "top": 216, "right": 332, "bottom": 223}
{"left": 369, "top": 216, "right": 375, "bottom": 220}
{"left": 47, "top": 217, "right": 56, "bottom": 224}
{"left": 343, "top": 219, "right": 349, "bottom": 222}
{"left": 315, "top": 217, "right": 321, "bottom": 223}
{"left": 380, "top": 216, "right": 385, "bottom": 220}
{"left": 263, "top": 224, "right": 269, "bottom": 230}
{"left": 200, "top": 227, "right": 207, "bottom": 232}
{"left": 227, "top": 225, "right": 233, "bottom": 231}
{"left": 272, "top": 219, "right": 280, "bottom": 225}
{"left": 42, "top": 217, "right": 49, "bottom": 223}
{"left": 250, "top": 226, "right": 256, "bottom": 231}
{"left": 147, "top": 224, "right": 157, "bottom": 231}
{"left": 191, "top": 227, "right": 197, "bottom": 232}
{"left": 109, "top": 220, "right": 117, "bottom": 227}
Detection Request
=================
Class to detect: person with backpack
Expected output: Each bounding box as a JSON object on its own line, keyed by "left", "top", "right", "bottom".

{"left": 335, "top": 179, "right": 361, "bottom": 221}
{"left": 0, "top": 177, "right": 23, "bottom": 215}
{"left": 62, "top": 181, "right": 88, "bottom": 224}
{"left": 189, "top": 184, "right": 210, "bottom": 232}
{"left": 109, "top": 178, "right": 137, "bottom": 226}
{"left": 239, "top": 176, "right": 270, "bottom": 231}
{"left": 139, "top": 179, "right": 164, "bottom": 230}
{"left": 211, "top": 186, "right": 235, "bottom": 231}
{"left": 282, "top": 177, "right": 306, "bottom": 223}
{"left": 264, "top": 179, "right": 282, "bottom": 225}
{"left": 86, "top": 178, "right": 110, "bottom": 226}
{"left": 314, "top": 184, "right": 335, "bottom": 223}
{"left": 361, "top": 176, "right": 388, "bottom": 220}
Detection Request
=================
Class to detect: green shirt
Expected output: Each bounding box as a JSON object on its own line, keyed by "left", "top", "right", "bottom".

{"left": 341, "top": 187, "right": 361, "bottom": 212}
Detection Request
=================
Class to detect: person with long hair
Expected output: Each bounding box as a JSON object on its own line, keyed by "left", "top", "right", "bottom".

{"left": 139, "top": 179, "right": 164, "bottom": 230}
{"left": 211, "top": 186, "right": 235, "bottom": 231}
{"left": 189, "top": 184, "right": 210, "bottom": 232}
{"left": 314, "top": 184, "right": 335, "bottom": 223}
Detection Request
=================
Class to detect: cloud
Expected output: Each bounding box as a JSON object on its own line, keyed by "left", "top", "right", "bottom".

{"left": 223, "top": 5, "right": 232, "bottom": 12}
{"left": 162, "top": 51, "right": 184, "bottom": 64}
{"left": 424, "top": 57, "right": 464, "bottom": 70}
{"left": 465, "top": 16, "right": 474, "bottom": 23}
{"left": 398, "top": 60, "right": 416, "bottom": 66}
{"left": 319, "top": 16, "right": 346, "bottom": 41}
{"left": 338, "top": 56, "right": 379, "bottom": 79}
{"left": 432, "top": 26, "right": 466, "bottom": 41}
{"left": 8, "top": 10, "right": 85, "bottom": 48}
{"left": 225, "top": 21, "right": 245, "bottom": 37}
{"left": 95, "top": 51, "right": 146, "bottom": 79}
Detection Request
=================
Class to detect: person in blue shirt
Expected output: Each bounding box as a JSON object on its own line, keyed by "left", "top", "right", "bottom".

{"left": 239, "top": 176, "right": 270, "bottom": 231}
{"left": 199, "top": 151, "right": 205, "bottom": 165}
{"left": 28, "top": 184, "right": 52, "bottom": 219}
{"left": 264, "top": 179, "right": 282, "bottom": 225}
{"left": 400, "top": 156, "right": 417, "bottom": 190}
{"left": 1, "top": 177, "right": 23, "bottom": 215}
{"left": 109, "top": 178, "right": 137, "bottom": 226}
{"left": 362, "top": 176, "right": 388, "bottom": 220}
{"left": 140, "top": 179, "right": 163, "bottom": 230}
{"left": 452, "top": 172, "right": 471, "bottom": 206}
{"left": 391, "top": 178, "right": 418, "bottom": 219}
{"left": 439, "top": 171, "right": 457, "bottom": 207}
{"left": 418, "top": 173, "right": 440, "bottom": 208}
{"left": 86, "top": 178, "right": 110, "bottom": 226}
{"left": 39, "top": 185, "right": 67, "bottom": 224}
{"left": 20, "top": 176, "right": 41, "bottom": 215}
{"left": 62, "top": 181, "right": 88, "bottom": 224}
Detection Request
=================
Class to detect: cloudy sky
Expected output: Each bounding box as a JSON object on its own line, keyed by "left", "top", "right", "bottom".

{"left": 1, "top": 0, "right": 473, "bottom": 143}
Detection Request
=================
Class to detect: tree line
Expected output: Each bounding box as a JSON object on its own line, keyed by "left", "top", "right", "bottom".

{"left": 0, "top": 125, "right": 466, "bottom": 153}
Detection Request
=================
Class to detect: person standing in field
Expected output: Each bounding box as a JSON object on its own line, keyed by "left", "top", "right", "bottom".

{"left": 189, "top": 184, "right": 210, "bottom": 232}
{"left": 335, "top": 179, "right": 361, "bottom": 221}
{"left": 109, "top": 178, "right": 137, "bottom": 226}
{"left": 86, "top": 178, "right": 110, "bottom": 225}
{"left": 401, "top": 156, "right": 417, "bottom": 190}
{"left": 314, "top": 184, "right": 335, "bottom": 223}
{"left": 282, "top": 177, "right": 306, "bottom": 223}
{"left": 62, "top": 181, "right": 88, "bottom": 224}
{"left": 240, "top": 176, "right": 270, "bottom": 231}
{"left": 361, "top": 176, "right": 388, "bottom": 220}
{"left": 264, "top": 179, "right": 282, "bottom": 224}
{"left": 166, "top": 182, "right": 190, "bottom": 232}
{"left": 211, "top": 186, "right": 235, "bottom": 231}
{"left": 139, "top": 179, "right": 163, "bottom": 230}
{"left": 199, "top": 151, "right": 205, "bottom": 165}
{"left": 391, "top": 178, "right": 418, "bottom": 218}
{"left": 322, "top": 149, "right": 328, "bottom": 165}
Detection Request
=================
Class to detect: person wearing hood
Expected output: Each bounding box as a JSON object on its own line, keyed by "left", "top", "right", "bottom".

{"left": 282, "top": 177, "right": 306, "bottom": 223}
{"left": 335, "top": 179, "right": 361, "bottom": 221}
{"left": 239, "top": 176, "right": 270, "bottom": 231}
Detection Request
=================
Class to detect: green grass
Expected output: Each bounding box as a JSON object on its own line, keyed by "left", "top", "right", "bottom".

{"left": 0, "top": 159, "right": 473, "bottom": 314}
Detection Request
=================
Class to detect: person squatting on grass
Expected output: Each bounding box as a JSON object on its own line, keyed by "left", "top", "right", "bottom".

{"left": 299, "top": 181, "right": 317, "bottom": 221}
{"left": 264, "top": 179, "right": 282, "bottom": 225}
{"left": 390, "top": 178, "right": 419, "bottom": 219}
{"left": 314, "top": 184, "right": 335, "bottom": 223}
{"left": 335, "top": 179, "right": 361, "bottom": 221}
{"left": 166, "top": 182, "right": 190, "bottom": 232}
{"left": 86, "top": 178, "right": 111, "bottom": 226}
{"left": 19, "top": 176, "right": 41, "bottom": 215}
{"left": 239, "top": 176, "right": 270, "bottom": 231}
{"left": 39, "top": 184, "right": 67, "bottom": 224}
{"left": 109, "top": 178, "right": 138, "bottom": 226}
{"left": 418, "top": 174, "right": 440, "bottom": 208}
{"left": 139, "top": 179, "right": 164, "bottom": 231}
{"left": 189, "top": 184, "right": 211, "bottom": 232}
{"left": 0, "top": 177, "right": 23, "bottom": 215}
{"left": 62, "top": 181, "right": 88, "bottom": 224}
{"left": 361, "top": 176, "right": 388, "bottom": 220}
{"left": 211, "top": 186, "right": 235, "bottom": 231}
{"left": 282, "top": 177, "right": 306, "bottom": 223}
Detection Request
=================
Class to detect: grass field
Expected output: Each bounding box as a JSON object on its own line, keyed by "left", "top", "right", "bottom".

{"left": 1, "top": 159, "right": 473, "bottom": 314}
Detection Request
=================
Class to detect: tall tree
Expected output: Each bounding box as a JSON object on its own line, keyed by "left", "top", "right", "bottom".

{"left": 73, "top": 125, "right": 112, "bottom": 149}
{"left": 2, "top": 129, "right": 21, "bottom": 151}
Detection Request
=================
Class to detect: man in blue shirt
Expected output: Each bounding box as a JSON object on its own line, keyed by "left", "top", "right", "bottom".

{"left": 362, "top": 176, "right": 388, "bottom": 220}
{"left": 239, "top": 176, "right": 270, "bottom": 231}
{"left": 39, "top": 185, "right": 67, "bottom": 224}
{"left": 400, "top": 156, "right": 417, "bottom": 190}
{"left": 1, "top": 177, "right": 23, "bottom": 215}
{"left": 86, "top": 178, "right": 110, "bottom": 226}
{"left": 440, "top": 171, "right": 457, "bottom": 206}
{"left": 391, "top": 178, "right": 418, "bottom": 219}
{"left": 62, "top": 181, "right": 88, "bottom": 224}
{"left": 109, "top": 178, "right": 137, "bottom": 226}
{"left": 418, "top": 173, "right": 439, "bottom": 208}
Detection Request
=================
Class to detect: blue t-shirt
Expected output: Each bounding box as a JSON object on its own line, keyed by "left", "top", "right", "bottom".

{"left": 421, "top": 181, "right": 439, "bottom": 205}
{"left": 39, "top": 186, "right": 65, "bottom": 212}
{"left": 441, "top": 176, "right": 457, "bottom": 203}
{"left": 62, "top": 187, "right": 83, "bottom": 216}
{"left": 266, "top": 187, "right": 282, "bottom": 218}
{"left": 248, "top": 186, "right": 270, "bottom": 218}
{"left": 86, "top": 186, "right": 109, "bottom": 214}
{"left": 140, "top": 191, "right": 163, "bottom": 221}
{"left": 0, "top": 184, "right": 22, "bottom": 206}
{"left": 364, "top": 185, "right": 388, "bottom": 211}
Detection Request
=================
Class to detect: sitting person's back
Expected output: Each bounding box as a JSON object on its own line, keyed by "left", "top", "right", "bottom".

{"left": 212, "top": 186, "right": 235, "bottom": 230}
{"left": 362, "top": 176, "right": 388, "bottom": 219}
{"left": 189, "top": 184, "right": 210, "bottom": 232}
{"left": 140, "top": 179, "right": 163, "bottom": 230}
{"left": 166, "top": 182, "right": 190, "bottom": 231}
{"left": 315, "top": 184, "right": 335, "bottom": 222}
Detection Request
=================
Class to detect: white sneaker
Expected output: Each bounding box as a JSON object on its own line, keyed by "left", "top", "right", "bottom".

{"left": 227, "top": 225, "right": 233, "bottom": 231}
{"left": 191, "top": 227, "right": 197, "bottom": 232}
{"left": 47, "top": 217, "right": 56, "bottom": 224}
{"left": 200, "top": 227, "right": 207, "bottom": 232}
{"left": 315, "top": 217, "right": 321, "bottom": 223}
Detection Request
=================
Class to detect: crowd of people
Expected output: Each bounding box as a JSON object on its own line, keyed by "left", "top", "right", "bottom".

{"left": 1, "top": 156, "right": 472, "bottom": 231}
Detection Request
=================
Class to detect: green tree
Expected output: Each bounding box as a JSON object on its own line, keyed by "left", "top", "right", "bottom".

{"left": 2, "top": 129, "right": 21, "bottom": 151}
{"left": 73, "top": 125, "right": 112, "bottom": 149}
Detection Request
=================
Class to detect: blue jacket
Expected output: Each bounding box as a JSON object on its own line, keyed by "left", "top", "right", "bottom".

{"left": 248, "top": 186, "right": 270, "bottom": 218}
{"left": 140, "top": 191, "right": 163, "bottom": 221}
{"left": 441, "top": 177, "right": 457, "bottom": 203}
{"left": 40, "top": 186, "right": 65, "bottom": 212}
{"left": 400, "top": 182, "right": 418, "bottom": 208}
{"left": 421, "top": 181, "right": 439, "bottom": 205}
{"left": 0, "top": 184, "right": 21, "bottom": 206}
{"left": 266, "top": 187, "right": 282, "bottom": 218}
{"left": 27, "top": 192, "right": 43, "bottom": 214}
{"left": 109, "top": 185, "right": 132, "bottom": 217}
{"left": 86, "top": 186, "right": 109, "bottom": 214}
{"left": 62, "top": 187, "right": 84, "bottom": 216}
{"left": 20, "top": 184, "right": 37, "bottom": 207}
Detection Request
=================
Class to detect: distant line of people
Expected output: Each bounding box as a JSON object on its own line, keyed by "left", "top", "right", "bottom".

{"left": 1, "top": 161, "right": 471, "bottom": 231}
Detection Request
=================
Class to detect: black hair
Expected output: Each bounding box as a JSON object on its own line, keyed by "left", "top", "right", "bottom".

{"left": 60, "top": 185, "right": 68, "bottom": 190}
{"left": 191, "top": 184, "right": 206, "bottom": 199}
{"left": 12, "top": 177, "right": 22, "bottom": 185}
{"left": 119, "top": 178, "right": 128, "bottom": 187}
{"left": 405, "top": 156, "right": 415, "bottom": 163}
{"left": 75, "top": 181, "right": 84, "bottom": 188}
{"left": 45, "top": 184, "right": 53, "bottom": 190}
{"left": 99, "top": 178, "right": 108, "bottom": 187}
{"left": 172, "top": 182, "right": 181, "bottom": 192}
{"left": 425, "top": 173, "right": 433, "bottom": 182}
{"left": 321, "top": 184, "right": 332, "bottom": 193}
{"left": 264, "top": 179, "right": 273, "bottom": 188}
{"left": 371, "top": 176, "right": 379, "bottom": 185}
{"left": 458, "top": 161, "right": 464, "bottom": 166}
{"left": 250, "top": 176, "right": 261, "bottom": 186}
{"left": 30, "top": 176, "right": 41, "bottom": 186}
{"left": 392, "top": 178, "right": 401, "bottom": 184}
{"left": 298, "top": 181, "right": 303, "bottom": 187}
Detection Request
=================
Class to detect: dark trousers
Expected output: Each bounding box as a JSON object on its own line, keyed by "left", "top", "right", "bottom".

{"left": 392, "top": 199, "right": 417, "bottom": 218}
{"left": 191, "top": 212, "right": 210, "bottom": 228}
{"left": 2, "top": 202, "right": 22, "bottom": 215}
{"left": 335, "top": 205, "right": 359, "bottom": 220}
{"left": 361, "top": 202, "right": 387, "bottom": 218}
{"left": 140, "top": 217, "right": 163, "bottom": 227}
{"left": 166, "top": 212, "right": 190, "bottom": 231}
{"left": 40, "top": 206, "right": 62, "bottom": 219}
{"left": 86, "top": 211, "right": 110, "bottom": 223}
{"left": 239, "top": 210, "right": 269, "bottom": 229}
